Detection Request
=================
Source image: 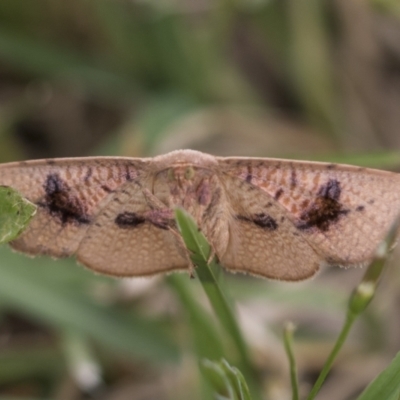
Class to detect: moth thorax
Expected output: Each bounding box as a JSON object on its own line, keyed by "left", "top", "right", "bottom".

{"left": 155, "top": 166, "right": 213, "bottom": 212}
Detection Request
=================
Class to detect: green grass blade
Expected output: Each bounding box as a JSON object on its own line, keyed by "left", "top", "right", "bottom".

{"left": 174, "top": 209, "right": 264, "bottom": 400}
{"left": 283, "top": 322, "right": 299, "bottom": 400}
{"left": 202, "top": 359, "right": 236, "bottom": 400}
{"left": 174, "top": 209, "right": 250, "bottom": 369}
{"left": 202, "top": 359, "right": 252, "bottom": 400}
{"left": 167, "top": 274, "right": 225, "bottom": 361}
{"left": 356, "top": 352, "right": 400, "bottom": 400}
{"left": 0, "top": 186, "right": 36, "bottom": 244}
{"left": 220, "top": 359, "right": 252, "bottom": 400}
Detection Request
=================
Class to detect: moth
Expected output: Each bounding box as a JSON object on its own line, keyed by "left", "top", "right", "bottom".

{"left": 0, "top": 149, "right": 399, "bottom": 281}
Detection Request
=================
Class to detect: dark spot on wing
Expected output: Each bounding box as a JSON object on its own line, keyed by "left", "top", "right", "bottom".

{"left": 125, "top": 166, "right": 134, "bottom": 181}
{"left": 237, "top": 213, "right": 278, "bottom": 231}
{"left": 297, "top": 179, "right": 349, "bottom": 232}
{"left": 317, "top": 179, "right": 341, "bottom": 200}
{"left": 42, "top": 173, "right": 90, "bottom": 225}
{"left": 115, "top": 212, "right": 145, "bottom": 228}
{"left": 254, "top": 213, "right": 278, "bottom": 230}
{"left": 101, "top": 185, "right": 114, "bottom": 193}
{"left": 245, "top": 165, "right": 253, "bottom": 183}
{"left": 326, "top": 164, "right": 337, "bottom": 170}
{"left": 84, "top": 167, "right": 93, "bottom": 182}
{"left": 368, "top": 199, "right": 375, "bottom": 205}
{"left": 356, "top": 205, "right": 365, "bottom": 212}
{"left": 274, "top": 188, "right": 283, "bottom": 200}
{"left": 290, "top": 169, "right": 297, "bottom": 189}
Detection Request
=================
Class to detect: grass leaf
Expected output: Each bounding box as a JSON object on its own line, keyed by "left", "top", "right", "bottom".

{"left": 167, "top": 274, "right": 225, "bottom": 361}
{"left": 202, "top": 358, "right": 252, "bottom": 400}
{"left": 174, "top": 209, "right": 250, "bottom": 366}
{"left": 0, "top": 186, "right": 36, "bottom": 244}
{"left": 356, "top": 352, "right": 400, "bottom": 400}
{"left": 174, "top": 209, "right": 262, "bottom": 399}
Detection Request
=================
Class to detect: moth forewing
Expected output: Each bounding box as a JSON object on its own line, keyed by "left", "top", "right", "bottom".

{"left": 0, "top": 157, "right": 147, "bottom": 258}
{"left": 0, "top": 149, "right": 399, "bottom": 280}
{"left": 218, "top": 157, "right": 400, "bottom": 268}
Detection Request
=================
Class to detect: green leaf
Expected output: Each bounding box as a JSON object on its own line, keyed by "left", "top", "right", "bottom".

{"left": 167, "top": 274, "right": 225, "bottom": 361}
{"left": 174, "top": 209, "right": 250, "bottom": 367}
{"left": 0, "top": 186, "right": 36, "bottom": 244}
{"left": 283, "top": 322, "right": 299, "bottom": 400}
{"left": 174, "top": 209, "right": 262, "bottom": 400}
{"left": 220, "top": 359, "right": 252, "bottom": 400}
{"left": 356, "top": 352, "right": 400, "bottom": 400}
{"left": 202, "top": 359, "right": 236, "bottom": 400}
{"left": 202, "top": 359, "right": 252, "bottom": 400}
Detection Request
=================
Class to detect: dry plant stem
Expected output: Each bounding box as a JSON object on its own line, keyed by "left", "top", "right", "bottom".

{"left": 283, "top": 322, "right": 299, "bottom": 400}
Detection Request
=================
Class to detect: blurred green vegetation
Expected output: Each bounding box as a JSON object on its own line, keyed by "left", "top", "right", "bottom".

{"left": 1, "top": 0, "right": 400, "bottom": 399}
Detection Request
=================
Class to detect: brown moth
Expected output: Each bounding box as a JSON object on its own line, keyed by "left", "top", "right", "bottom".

{"left": 0, "top": 149, "right": 399, "bottom": 281}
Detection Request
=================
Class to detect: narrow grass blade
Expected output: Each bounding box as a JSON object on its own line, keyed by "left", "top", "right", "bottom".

{"left": 220, "top": 359, "right": 252, "bottom": 400}
{"left": 167, "top": 274, "right": 225, "bottom": 361}
{"left": 174, "top": 209, "right": 251, "bottom": 371}
{"left": 0, "top": 186, "right": 36, "bottom": 244}
{"left": 283, "top": 322, "right": 299, "bottom": 400}
{"left": 202, "top": 359, "right": 252, "bottom": 400}
{"left": 202, "top": 359, "right": 236, "bottom": 400}
{"left": 356, "top": 352, "right": 400, "bottom": 400}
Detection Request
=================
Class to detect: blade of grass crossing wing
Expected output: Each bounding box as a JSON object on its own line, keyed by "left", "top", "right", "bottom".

{"left": 174, "top": 209, "right": 250, "bottom": 366}
{"left": 174, "top": 209, "right": 261, "bottom": 400}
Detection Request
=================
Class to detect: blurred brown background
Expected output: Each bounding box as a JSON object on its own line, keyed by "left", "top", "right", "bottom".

{"left": 0, "top": 1, "right": 400, "bottom": 400}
